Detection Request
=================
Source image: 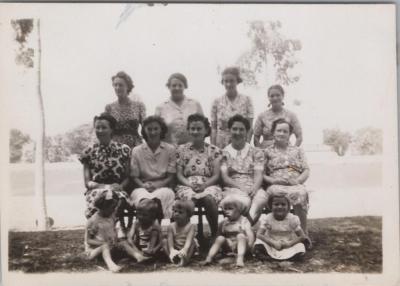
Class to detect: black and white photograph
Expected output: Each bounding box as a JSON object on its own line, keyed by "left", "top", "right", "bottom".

{"left": 0, "top": 3, "right": 399, "bottom": 286}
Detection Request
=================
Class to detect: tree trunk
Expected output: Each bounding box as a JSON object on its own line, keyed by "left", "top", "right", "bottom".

{"left": 34, "top": 19, "right": 49, "bottom": 230}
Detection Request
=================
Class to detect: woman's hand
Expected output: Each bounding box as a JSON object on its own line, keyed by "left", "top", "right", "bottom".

{"left": 110, "top": 183, "right": 121, "bottom": 192}
{"left": 270, "top": 178, "right": 289, "bottom": 185}
{"left": 143, "top": 182, "right": 156, "bottom": 192}
{"left": 286, "top": 178, "right": 300, "bottom": 186}
{"left": 87, "top": 181, "right": 105, "bottom": 190}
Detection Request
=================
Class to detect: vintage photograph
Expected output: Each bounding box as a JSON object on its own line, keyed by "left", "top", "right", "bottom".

{"left": 0, "top": 3, "right": 399, "bottom": 286}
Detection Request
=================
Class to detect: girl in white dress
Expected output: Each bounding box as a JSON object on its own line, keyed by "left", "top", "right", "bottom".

{"left": 253, "top": 194, "right": 306, "bottom": 261}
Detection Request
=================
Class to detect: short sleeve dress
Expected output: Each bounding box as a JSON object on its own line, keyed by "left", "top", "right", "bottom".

{"left": 155, "top": 97, "right": 203, "bottom": 146}
{"left": 105, "top": 99, "right": 146, "bottom": 148}
{"left": 211, "top": 94, "right": 254, "bottom": 149}
{"left": 175, "top": 142, "right": 223, "bottom": 203}
{"left": 79, "top": 141, "right": 131, "bottom": 218}
{"left": 253, "top": 108, "right": 302, "bottom": 148}
{"left": 264, "top": 145, "right": 309, "bottom": 211}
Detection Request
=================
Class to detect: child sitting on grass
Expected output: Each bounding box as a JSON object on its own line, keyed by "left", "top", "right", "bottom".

{"left": 163, "top": 200, "right": 198, "bottom": 266}
{"left": 201, "top": 197, "right": 254, "bottom": 267}
{"left": 253, "top": 194, "right": 306, "bottom": 261}
{"left": 123, "top": 199, "right": 163, "bottom": 260}
{"left": 84, "top": 190, "right": 122, "bottom": 273}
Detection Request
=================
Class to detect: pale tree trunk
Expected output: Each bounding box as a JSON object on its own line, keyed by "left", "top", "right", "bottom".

{"left": 34, "top": 19, "right": 49, "bottom": 230}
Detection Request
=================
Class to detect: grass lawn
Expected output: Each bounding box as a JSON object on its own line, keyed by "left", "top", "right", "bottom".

{"left": 8, "top": 216, "right": 382, "bottom": 274}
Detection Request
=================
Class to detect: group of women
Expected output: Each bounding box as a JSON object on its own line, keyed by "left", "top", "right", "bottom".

{"left": 79, "top": 67, "right": 310, "bottom": 245}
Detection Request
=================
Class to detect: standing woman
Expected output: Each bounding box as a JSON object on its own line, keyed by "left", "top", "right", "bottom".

{"left": 211, "top": 67, "right": 254, "bottom": 149}
{"left": 253, "top": 84, "right": 302, "bottom": 148}
{"left": 155, "top": 73, "right": 203, "bottom": 146}
{"left": 79, "top": 113, "right": 131, "bottom": 225}
{"left": 175, "top": 113, "right": 223, "bottom": 239}
{"left": 105, "top": 71, "right": 146, "bottom": 148}
{"left": 129, "top": 116, "right": 176, "bottom": 219}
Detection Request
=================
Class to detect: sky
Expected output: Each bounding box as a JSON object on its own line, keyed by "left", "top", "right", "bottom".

{"left": 0, "top": 3, "right": 396, "bottom": 145}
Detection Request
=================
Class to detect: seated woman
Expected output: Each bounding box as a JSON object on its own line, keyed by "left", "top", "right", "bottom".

{"left": 175, "top": 113, "right": 222, "bottom": 239}
{"left": 129, "top": 116, "right": 176, "bottom": 219}
{"left": 220, "top": 114, "right": 268, "bottom": 225}
{"left": 79, "top": 113, "right": 131, "bottom": 227}
{"left": 263, "top": 118, "right": 311, "bottom": 246}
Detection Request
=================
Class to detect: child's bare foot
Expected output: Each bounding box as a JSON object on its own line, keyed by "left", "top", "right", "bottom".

{"left": 236, "top": 257, "right": 245, "bottom": 267}
{"left": 200, "top": 259, "right": 212, "bottom": 266}
{"left": 109, "top": 264, "right": 122, "bottom": 273}
{"left": 136, "top": 254, "right": 151, "bottom": 263}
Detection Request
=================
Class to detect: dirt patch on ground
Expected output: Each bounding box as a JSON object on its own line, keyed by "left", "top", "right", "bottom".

{"left": 8, "top": 216, "right": 382, "bottom": 273}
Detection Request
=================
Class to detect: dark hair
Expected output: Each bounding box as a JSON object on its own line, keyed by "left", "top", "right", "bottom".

{"left": 221, "top": 66, "right": 243, "bottom": 84}
{"left": 267, "top": 84, "right": 285, "bottom": 96}
{"left": 141, "top": 115, "right": 168, "bottom": 141}
{"left": 94, "top": 191, "right": 119, "bottom": 211}
{"left": 166, "top": 73, "right": 188, "bottom": 88}
{"left": 187, "top": 113, "right": 211, "bottom": 138}
{"left": 93, "top": 112, "right": 117, "bottom": 131}
{"left": 136, "top": 198, "right": 159, "bottom": 220}
{"left": 227, "top": 114, "right": 250, "bottom": 131}
{"left": 112, "top": 71, "right": 134, "bottom": 94}
{"left": 267, "top": 194, "right": 291, "bottom": 210}
{"left": 271, "top": 118, "right": 293, "bottom": 135}
{"left": 173, "top": 200, "right": 195, "bottom": 217}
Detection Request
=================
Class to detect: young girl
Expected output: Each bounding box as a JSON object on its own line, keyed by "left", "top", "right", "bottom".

{"left": 84, "top": 190, "right": 122, "bottom": 273}
{"left": 253, "top": 194, "right": 306, "bottom": 261}
{"left": 163, "top": 200, "right": 198, "bottom": 266}
{"left": 124, "top": 199, "right": 163, "bottom": 259}
{"left": 202, "top": 197, "right": 255, "bottom": 267}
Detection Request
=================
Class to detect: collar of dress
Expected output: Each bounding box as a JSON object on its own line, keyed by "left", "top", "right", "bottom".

{"left": 144, "top": 141, "right": 165, "bottom": 155}
{"left": 224, "top": 143, "right": 250, "bottom": 159}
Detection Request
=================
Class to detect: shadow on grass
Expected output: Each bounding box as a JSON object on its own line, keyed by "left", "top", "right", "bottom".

{"left": 8, "top": 216, "right": 382, "bottom": 273}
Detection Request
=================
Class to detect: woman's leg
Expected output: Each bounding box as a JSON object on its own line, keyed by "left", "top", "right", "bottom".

{"left": 201, "top": 195, "right": 219, "bottom": 239}
{"left": 153, "top": 188, "right": 175, "bottom": 219}
{"left": 236, "top": 233, "right": 247, "bottom": 267}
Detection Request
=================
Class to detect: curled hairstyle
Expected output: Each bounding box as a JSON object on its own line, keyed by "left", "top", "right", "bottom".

{"left": 271, "top": 118, "right": 294, "bottom": 135}
{"left": 141, "top": 115, "right": 168, "bottom": 142}
{"left": 166, "top": 73, "right": 188, "bottom": 89}
{"left": 93, "top": 112, "right": 117, "bottom": 131}
{"left": 221, "top": 66, "right": 243, "bottom": 84}
{"left": 228, "top": 114, "right": 250, "bottom": 131}
{"left": 220, "top": 196, "right": 247, "bottom": 215}
{"left": 94, "top": 190, "right": 119, "bottom": 211}
{"left": 112, "top": 71, "right": 134, "bottom": 94}
{"left": 173, "top": 200, "right": 195, "bottom": 217}
{"left": 267, "top": 194, "right": 291, "bottom": 211}
{"left": 187, "top": 113, "right": 211, "bottom": 138}
{"left": 267, "top": 84, "right": 285, "bottom": 96}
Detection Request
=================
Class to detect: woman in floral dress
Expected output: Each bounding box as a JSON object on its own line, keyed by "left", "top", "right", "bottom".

{"left": 263, "top": 118, "right": 311, "bottom": 246}
{"left": 105, "top": 71, "right": 146, "bottom": 148}
{"left": 211, "top": 67, "right": 254, "bottom": 149}
{"left": 80, "top": 113, "right": 131, "bottom": 228}
{"left": 175, "top": 113, "right": 222, "bottom": 238}
{"left": 253, "top": 84, "right": 302, "bottom": 148}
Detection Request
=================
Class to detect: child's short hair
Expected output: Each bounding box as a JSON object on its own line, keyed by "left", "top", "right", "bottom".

{"left": 173, "top": 200, "right": 195, "bottom": 217}
{"left": 267, "top": 194, "right": 291, "bottom": 210}
{"left": 137, "top": 198, "right": 159, "bottom": 218}
{"left": 94, "top": 190, "right": 119, "bottom": 211}
{"left": 220, "top": 196, "right": 246, "bottom": 214}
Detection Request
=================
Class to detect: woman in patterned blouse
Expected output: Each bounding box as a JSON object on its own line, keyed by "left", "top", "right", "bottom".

{"left": 253, "top": 84, "right": 302, "bottom": 148}
{"left": 79, "top": 113, "right": 131, "bottom": 228}
{"left": 220, "top": 114, "right": 268, "bottom": 225}
{"left": 210, "top": 67, "right": 254, "bottom": 149}
{"left": 175, "top": 113, "right": 222, "bottom": 239}
{"left": 105, "top": 71, "right": 146, "bottom": 148}
{"left": 263, "top": 118, "right": 311, "bottom": 247}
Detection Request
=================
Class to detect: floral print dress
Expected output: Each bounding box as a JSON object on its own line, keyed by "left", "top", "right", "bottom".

{"left": 105, "top": 99, "right": 146, "bottom": 148}
{"left": 211, "top": 94, "right": 254, "bottom": 149}
{"left": 264, "top": 145, "right": 309, "bottom": 211}
{"left": 79, "top": 141, "right": 131, "bottom": 218}
{"left": 175, "top": 142, "right": 223, "bottom": 203}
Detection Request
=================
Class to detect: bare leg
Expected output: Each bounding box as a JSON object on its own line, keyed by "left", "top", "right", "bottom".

{"left": 101, "top": 244, "right": 121, "bottom": 273}
{"left": 119, "top": 240, "right": 149, "bottom": 262}
{"left": 201, "top": 236, "right": 226, "bottom": 265}
{"left": 293, "top": 205, "right": 312, "bottom": 249}
{"left": 87, "top": 245, "right": 104, "bottom": 260}
{"left": 162, "top": 238, "right": 170, "bottom": 258}
{"left": 201, "top": 196, "right": 219, "bottom": 238}
{"left": 236, "top": 233, "right": 247, "bottom": 267}
{"left": 248, "top": 199, "right": 266, "bottom": 226}
{"left": 180, "top": 240, "right": 196, "bottom": 266}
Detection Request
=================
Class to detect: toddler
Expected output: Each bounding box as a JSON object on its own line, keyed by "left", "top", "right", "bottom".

{"left": 163, "top": 200, "right": 198, "bottom": 266}
{"left": 202, "top": 197, "right": 254, "bottom": 267}
{"left": 84, "top": 190, "right": 122, "bottom": 272}
{"left": 253, "top": 194, "right": 306, "bottom": 261}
